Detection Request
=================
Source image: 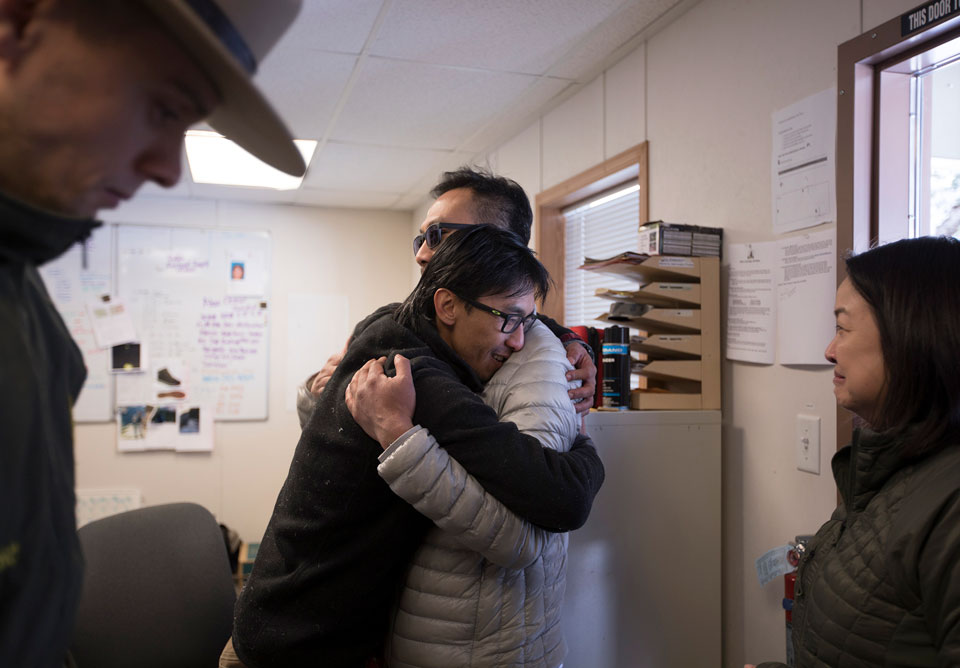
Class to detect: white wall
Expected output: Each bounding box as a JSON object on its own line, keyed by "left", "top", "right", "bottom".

{"left": 485, "top": 0, "right": 918, "bottom": 665}
{"left": 75, "top": 196, "right": 413, "bottom": 542}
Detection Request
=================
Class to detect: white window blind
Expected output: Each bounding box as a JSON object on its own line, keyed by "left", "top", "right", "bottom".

{"left": 563, "top": 183, "right": 640, "bottom": 329}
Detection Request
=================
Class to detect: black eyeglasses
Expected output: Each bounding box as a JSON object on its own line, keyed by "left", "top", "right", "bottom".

{"left": 456, "top": 294, "right": 538, "bottom": 334}
{"left": 413, "top": 222, "right": 473, "bottom": 254}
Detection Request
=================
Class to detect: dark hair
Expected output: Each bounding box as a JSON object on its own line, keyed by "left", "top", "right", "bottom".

{"left": 396, "top": 225, "right": 550, "bottom": 328}
{"left": 845, "top": 236, "right": 960, "bottom": 459}
{"left": 431, "top": 167, "right": 533, "bottom": 244}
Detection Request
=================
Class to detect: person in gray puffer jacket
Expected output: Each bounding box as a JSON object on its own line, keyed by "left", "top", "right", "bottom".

{"left": 750, "top": 237, "right": 960, "bottom": 668}
{"left": 365, "top": 318, "right": 580, "bottom": 668}
{"left": 299, "top": 307, "right": 587, "bottom": 667}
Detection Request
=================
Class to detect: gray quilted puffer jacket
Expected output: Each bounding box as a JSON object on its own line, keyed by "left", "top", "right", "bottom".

{"left": 376, "top": 319, "right": 581, "bottom": 668}
{"left": 758, "top": 428, "right": 960, "bottom": 668}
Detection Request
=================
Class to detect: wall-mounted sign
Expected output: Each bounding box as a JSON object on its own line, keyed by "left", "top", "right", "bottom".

{"left": 902, "top": 0, "right": 960, "bottom": 37}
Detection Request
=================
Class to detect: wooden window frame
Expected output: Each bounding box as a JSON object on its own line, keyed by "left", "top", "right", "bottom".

{"left": 534, "top": 142, "right": 649, "bottom": 321}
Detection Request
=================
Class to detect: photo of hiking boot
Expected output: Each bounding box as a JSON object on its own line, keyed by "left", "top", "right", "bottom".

{"left": 157, "top": 367, "right": 181, "bottom": 386}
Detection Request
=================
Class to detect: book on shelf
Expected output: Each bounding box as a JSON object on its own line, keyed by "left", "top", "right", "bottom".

{"left": 638, "top": 221, "right": 722, "bottom": 258}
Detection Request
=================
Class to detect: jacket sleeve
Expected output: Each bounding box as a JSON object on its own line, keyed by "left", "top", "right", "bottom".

{"left": 378, "top": 427, "right": 547, "bottom": 568}
{"left": 379, "top": 330, "right": 583, "bottom": 564}
{"left": 915, "top": 491, "right": 960, "bottom": 665}
{"left": 537, "top": 313, "right": 594, "bottom": 362}
{"left": 408, "top": 355, "right": 603, "bottom": 532}
{"left": 887, "top": 454, "right": 960, "bottom": 667}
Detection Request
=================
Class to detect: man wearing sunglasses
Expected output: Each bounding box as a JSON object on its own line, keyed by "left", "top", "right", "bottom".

{"left": 233, "top": 226, "right": 603, "bottom": 668}
{"left": 339, "top": 171, "right": 596, "bottom": 668}
{"left": 341, "top": 236, "right": 588, "bottom": 666}
{"left": 296, "top": 167, "right": 597, "bottom": 427}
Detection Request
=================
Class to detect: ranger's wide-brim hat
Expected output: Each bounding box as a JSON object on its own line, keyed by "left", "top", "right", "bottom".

{"left": 136, "top": 0, "right": 305, "bottom": 176}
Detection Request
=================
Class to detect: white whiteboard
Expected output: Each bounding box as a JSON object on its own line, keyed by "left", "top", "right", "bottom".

{"left": 116, "top": 225, "right": 271, "bottom": 420}
{"left": 38, "top": 225, "right": 115, "bottom": 421}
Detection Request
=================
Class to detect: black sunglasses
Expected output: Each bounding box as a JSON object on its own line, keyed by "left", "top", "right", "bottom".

{"left": 413, "top": 222, "right": 473, "bottom": 254}
{"left": 456, "top": 294, "right": 538, "bottom": 334}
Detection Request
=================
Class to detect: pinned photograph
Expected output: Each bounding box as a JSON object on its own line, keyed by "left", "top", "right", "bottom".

{"left": 152, "top": 360, "right": 190, "bottom": 402}
{"left": 118, "top": 405, "right": 149, "bottom": 440}
{"left": 179, "top": 407, "right": 201, "bottom": 434}
{"left": 111, "top": 342, "right": 144, "bottom": 373}
{"left": 150, "top": 406, "right": 176, "bottom": 425}
{"left": 226, "top": 248, "right": 266, "bottom": 296}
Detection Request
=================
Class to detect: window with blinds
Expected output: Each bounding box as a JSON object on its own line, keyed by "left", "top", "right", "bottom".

{"left": 563, "top": 182, "right": 640, "bottom": 329}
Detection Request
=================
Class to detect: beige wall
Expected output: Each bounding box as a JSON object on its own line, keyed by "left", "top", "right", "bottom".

{"left": 484, "top": 0, "right": 919, "bottom": 664}
{"left": 75, "top": 197, "right": 414, "bottom": 542}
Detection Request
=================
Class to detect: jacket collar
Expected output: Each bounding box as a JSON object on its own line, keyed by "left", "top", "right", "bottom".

{"left": 0, "top": 189, "right": 101, "bottom": 266}
{"left": 833, "top": 427, "right": 908, "bottom": 512}
{"left": 405, "top": 314, "right": 484, "bottom": 393}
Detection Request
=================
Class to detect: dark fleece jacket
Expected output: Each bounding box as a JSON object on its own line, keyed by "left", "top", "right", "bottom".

{"left": 0, "top": 191, "right": 99, "bottom": 668}
{"left": 233, "top": 306, "right": 604, "bottom": 668}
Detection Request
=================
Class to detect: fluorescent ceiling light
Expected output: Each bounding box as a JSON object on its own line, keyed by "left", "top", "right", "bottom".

{"left": 185, "top": 130, "right": 317, "bottom": 190}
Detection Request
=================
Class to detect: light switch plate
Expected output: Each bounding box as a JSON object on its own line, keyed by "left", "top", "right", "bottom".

{"left": 796, "top": 414, "right": 821, "bottom": 474}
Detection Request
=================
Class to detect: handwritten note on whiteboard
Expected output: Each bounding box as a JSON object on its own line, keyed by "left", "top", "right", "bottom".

{"left": 198, "top": 296, "right": 269, "bottom": 418}
{"left": 117, "top": 225, "right": 271, "bottom": 420}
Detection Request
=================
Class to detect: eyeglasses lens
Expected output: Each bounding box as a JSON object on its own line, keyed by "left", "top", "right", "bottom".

{"left": 501, "top": 313, "right": 536, "bottom": 334}
{"left": 412, "top": 224, "right": 447, "bottom": 255}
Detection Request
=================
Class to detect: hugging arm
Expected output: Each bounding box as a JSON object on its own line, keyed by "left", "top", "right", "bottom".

{"left": 537, "top": 313, "right": 597, "bottom": 416}
{"left": 374, "top": 343, "right": 581, "bottom": 566}
{"left": 349, "top": 354, "right": 603, "bottom": 532}
{"left": 379, "top": 428, "right": 549, "bottom": 569}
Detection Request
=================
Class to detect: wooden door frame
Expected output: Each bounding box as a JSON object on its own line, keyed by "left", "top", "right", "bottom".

{"left": 837, "top": 10, "right": 960, "bottom": 453}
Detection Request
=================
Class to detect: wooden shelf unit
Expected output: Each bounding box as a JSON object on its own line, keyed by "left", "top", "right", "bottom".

{"left": 587, "top": 255, "right": 720, "bottom": 410}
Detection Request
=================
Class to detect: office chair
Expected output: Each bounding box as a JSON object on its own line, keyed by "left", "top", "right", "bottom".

{"left": 70, "top": 503, "right": 236, "bottom": 668}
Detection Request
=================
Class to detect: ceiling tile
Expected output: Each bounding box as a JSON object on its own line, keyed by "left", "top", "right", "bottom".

{"left": 328, "top": 57, "right": 537, "bottom": 149}
{"left": 294, "top": 189, "right": 403, "bottom": 209}
{"left": 371, "top": 0, "right": 626, "bottom": 74}
{"left": 274, "top": 0, "right": 385, "bottom": 54}
{"left": 304, "top": 142, "right": 454, "bottom": 192}
{"left": 163, "top": 0, "right": 681, "bottom": 212}
{"left": 254, "top": 51, "right": 358, "bottom": 138}
{"left": 548, "top": 0, "right": 682, "bottom": 80}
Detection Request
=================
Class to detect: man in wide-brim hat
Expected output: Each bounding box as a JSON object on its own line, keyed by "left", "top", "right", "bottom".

{"left": 0, "top": 1, "right": 303, "bottom": 665}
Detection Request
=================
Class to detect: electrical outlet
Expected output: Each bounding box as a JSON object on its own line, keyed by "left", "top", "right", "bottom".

{"left": 796, "top": 414, "right": 820, "bottom": 474}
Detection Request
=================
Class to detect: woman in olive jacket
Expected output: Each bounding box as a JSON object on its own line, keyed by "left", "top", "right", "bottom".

{"left": 751, "top": 236, "right": 960, "bottom": 668}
